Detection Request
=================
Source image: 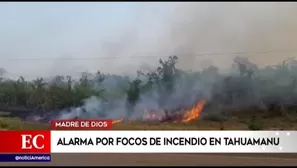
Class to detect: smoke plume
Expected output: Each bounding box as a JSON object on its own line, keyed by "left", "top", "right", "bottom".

{"left": 2, "top": 3, "right": 297, "bottom": 121}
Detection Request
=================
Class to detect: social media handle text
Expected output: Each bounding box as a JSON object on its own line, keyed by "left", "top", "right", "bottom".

{"left": 0, "top": 154, "right": 51, "bottom": 162}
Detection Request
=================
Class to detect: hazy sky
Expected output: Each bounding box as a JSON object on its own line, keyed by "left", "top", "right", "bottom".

{"left": 1, "top": 2, "right": 297, "bottom": 79}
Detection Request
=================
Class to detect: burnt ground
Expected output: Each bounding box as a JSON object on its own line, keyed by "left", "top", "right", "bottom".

{"left": 0, "top": 153, "right": 297, "bottom": 166}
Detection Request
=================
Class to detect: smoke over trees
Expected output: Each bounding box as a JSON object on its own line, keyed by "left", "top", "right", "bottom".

{"left": 0, "top": 55, "right": 297, "bottom": 121}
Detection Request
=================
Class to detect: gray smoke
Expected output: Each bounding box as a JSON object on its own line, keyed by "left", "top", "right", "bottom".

{"left": 49, "top": 2, "right": 297, "bottom": 120}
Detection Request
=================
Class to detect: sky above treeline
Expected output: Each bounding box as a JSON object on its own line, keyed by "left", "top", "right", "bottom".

{"left": 1, "top": 2, "right": 297, "bottom": 79}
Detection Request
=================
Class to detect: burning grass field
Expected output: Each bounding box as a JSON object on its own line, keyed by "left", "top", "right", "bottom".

{"left": 1, "top": 98, "right": 297, "bottom": 131}
{"left": 1, "top": 99, "right": 297, "bottom": 130}
{"left": 1, "top": 114, "right": 297, "bottom": 131}
{"left": 2, "top": 56, "right": 297, "bottom": 132}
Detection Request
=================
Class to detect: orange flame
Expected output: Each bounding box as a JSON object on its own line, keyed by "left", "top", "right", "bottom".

{"left": 181, "top": 100, "right": 206, "bottom": 123}
{"left": 112, "top": 119, "right": 123, "bottom": 124}
{"left": 113, "top": 100, "right": 206, "bottom": 124}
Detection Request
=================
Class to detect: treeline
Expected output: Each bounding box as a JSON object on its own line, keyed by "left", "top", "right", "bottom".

{"left": 1, "top": 56, "right": 297, "bottom": 117}
{"left": 0, "top": 56, "right": 181, "bottom": 113}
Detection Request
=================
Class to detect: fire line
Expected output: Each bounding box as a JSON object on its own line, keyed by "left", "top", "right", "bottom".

{"left": 112, "top": 100, "right": 206, "bottom": 124}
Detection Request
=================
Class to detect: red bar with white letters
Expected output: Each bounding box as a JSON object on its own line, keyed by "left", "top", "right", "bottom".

{"left": 50, "top": 119, "right": 112, "bottom": 130}
{"left": 0, "top": 131, "right": 50, "bottom": 153}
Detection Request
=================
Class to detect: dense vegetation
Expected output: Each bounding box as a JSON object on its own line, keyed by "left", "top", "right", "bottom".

{"left": 1, "top": 56, "right": 297, "bottom": 120}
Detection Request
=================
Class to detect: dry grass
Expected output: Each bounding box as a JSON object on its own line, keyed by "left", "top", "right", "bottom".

{"left": 0, "top": 117, "right": 49, "bottom": 130}
{"left": 112, "top": 117, "right": 297, "bottom": 130}
{"left": 1, "top": 113, "right": 297, "bottom": 130}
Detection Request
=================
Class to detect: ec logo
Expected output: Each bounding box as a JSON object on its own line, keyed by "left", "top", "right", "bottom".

{"left": 21, "top": 134, "right": 45, "bottom": 149}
